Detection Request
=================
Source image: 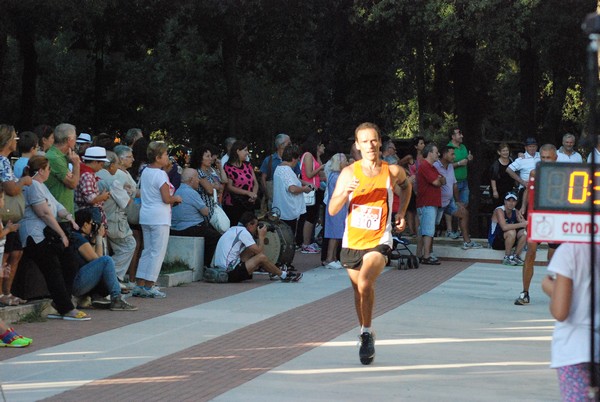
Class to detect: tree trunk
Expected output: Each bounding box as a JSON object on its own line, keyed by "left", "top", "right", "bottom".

{"left": 452, "top": 44, "right": 486, "bottom": 237}
{"left": 222, "top": 29, "right": 242, "bottom": 138}
{"left": 414, "top": 31, "right": 427, "bottom": 131}
{"left": 15, "top": 17, "right": 37, "bottom": 130}
{"left": 0, "top": 18, "right": 7, "bottom": 120}
{"left": 542, "top": 67, "right": 569, "bottom": 145}
{"left": 518, "top": 35, "right": 537, "bottom": 140}
{"left": 94, "top": 50, "right": 105, "bottom": 131}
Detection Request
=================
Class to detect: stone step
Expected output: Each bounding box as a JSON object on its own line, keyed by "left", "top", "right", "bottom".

{"left": 397, "top": 237, "right": 549, "bottom": 264}
{"left": 0, "top": 299, "right": 52, "bottom": 324}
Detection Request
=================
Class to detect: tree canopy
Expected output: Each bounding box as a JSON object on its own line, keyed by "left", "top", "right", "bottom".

{"left": 0, "top": 0, "right": 595, "bottom": 153}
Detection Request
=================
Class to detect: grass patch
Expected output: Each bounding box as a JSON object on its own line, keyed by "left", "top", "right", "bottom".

{"left": 161, "top": 259, "right": 192, "bottom": 274}
{"left": 15, "top": 309, "right": 47, "bottom": 324}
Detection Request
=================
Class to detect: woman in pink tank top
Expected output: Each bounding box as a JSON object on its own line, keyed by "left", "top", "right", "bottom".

{"left": 298, "top": 138, "right": 326, "bottom": 254}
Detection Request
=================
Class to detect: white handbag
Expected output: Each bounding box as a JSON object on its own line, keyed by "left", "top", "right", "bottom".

{"left": 300, "top": 153, "right": 317, "bottom": 206}
{"left": 303, "top": 189, "right": 316, "bottom": 206}
{"left": 209, "top": 189, "right": 230, "bottom": 234}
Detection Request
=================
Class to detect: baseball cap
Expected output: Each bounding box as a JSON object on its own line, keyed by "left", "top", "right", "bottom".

{"left": 524, "top": 137, "right": 537, "bottom": 146}
{"left": 504, "top": 192, "right": 518, "bottom": 201}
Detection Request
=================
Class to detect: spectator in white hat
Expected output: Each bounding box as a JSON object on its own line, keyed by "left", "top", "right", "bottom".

{"left": 75, "top": 147, "right": 111, "bottom": 226}
{"left": 76, "top": 133, "right": 93, "bottom": 157}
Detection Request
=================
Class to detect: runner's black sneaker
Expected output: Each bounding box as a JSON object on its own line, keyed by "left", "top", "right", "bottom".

{"left": 514, "top": 291, "right": 530, "bottom": 305}
{"left": 359, "top": 332, "right": 375, "bottom": 365}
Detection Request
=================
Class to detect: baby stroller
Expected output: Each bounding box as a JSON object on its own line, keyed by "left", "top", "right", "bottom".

{"left": 389, "top": 235, "right": 419, "bottom": 270}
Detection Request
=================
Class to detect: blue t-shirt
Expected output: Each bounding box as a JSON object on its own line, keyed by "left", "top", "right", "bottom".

{"left": 171, "top": 183, "right": 208, "bottom": 231}
{"left": 259, "top": 153, "right": 283, "bottom": 181}
{"left": 13, "top": 157, "right": 29, "bottom": 178}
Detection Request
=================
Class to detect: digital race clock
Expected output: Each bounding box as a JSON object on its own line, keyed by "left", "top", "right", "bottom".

{"left": 529, "top": 162, "right": 600, "bottom": 243}
{"left": 534, "top": 162, "right": 600, "bottom": 212}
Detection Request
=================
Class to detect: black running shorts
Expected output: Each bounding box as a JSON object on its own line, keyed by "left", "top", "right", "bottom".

{"left": 340, "top": 244, "right": 391, "bottom": 270}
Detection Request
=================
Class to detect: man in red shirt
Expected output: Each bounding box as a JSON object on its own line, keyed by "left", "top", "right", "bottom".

{"left": 416, "top": 144, "right": 445, "bottom": 265}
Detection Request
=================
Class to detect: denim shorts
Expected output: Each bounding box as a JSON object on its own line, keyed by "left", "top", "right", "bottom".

{"left": 457, "top": 180, "right": 469, "bottom": 205}
{"left": 417, "top": 206, "right": 437, "bottom": 237}
{"left": 436, "top": 198, "right": 458, "bottom": 224}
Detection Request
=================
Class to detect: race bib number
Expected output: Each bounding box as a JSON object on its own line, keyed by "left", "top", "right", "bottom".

{"left": 350, "top": 204, "right": 382, "bottom": 230}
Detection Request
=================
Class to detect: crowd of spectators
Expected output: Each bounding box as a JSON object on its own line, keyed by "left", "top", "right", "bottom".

{"left": 0, "top": 122, "right": 594, "bottom": 343}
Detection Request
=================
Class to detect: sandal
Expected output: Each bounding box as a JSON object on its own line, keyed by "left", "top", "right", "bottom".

{"left": 6, "top": 294, "right": 27, "bottom": 305}
{"left": 0, "top": 295, "right": 17, "bottom": 306}
{"left": 48, "top": 309, "right": 91, "bottom": 321}
{"left": 63, "top": 310, "right": 91, "bottom": 321}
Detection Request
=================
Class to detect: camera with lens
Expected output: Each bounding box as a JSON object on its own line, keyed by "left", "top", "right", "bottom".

{"left": 90, "top": 221, "right": 100, "bottom": 236}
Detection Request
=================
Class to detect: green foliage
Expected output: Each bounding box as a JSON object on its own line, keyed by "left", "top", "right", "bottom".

{"left": 161, "top": 259, "right": 192, "bottom": 274}
{"left": 15, "top": 308, "right": 47, "bottom": 324}
{"left": 0, "top": 0, "right": 593, "bottom": 151}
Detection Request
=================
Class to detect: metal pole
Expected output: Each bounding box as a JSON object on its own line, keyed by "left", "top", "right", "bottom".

{"left": 587, "top": 32, "right": 599, "bottom": 401}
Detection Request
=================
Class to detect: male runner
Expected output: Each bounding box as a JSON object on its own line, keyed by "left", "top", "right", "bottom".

{"left": 514, "top": 143, "right": 558, "bottom": 305}
{"left": 329, "top": 122, "right": 411, "bottom": 365}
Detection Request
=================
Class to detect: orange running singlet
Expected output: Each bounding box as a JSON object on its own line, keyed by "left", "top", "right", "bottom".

{"left": 342, "top": 161, "right": 393, "bottom": 250}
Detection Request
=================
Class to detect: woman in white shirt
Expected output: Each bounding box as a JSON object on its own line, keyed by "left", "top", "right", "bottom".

{"left": 542, "top": 243, "right": 600, "bottom": 400}
{"left": 132, "top": 142, "right": 182, "bottom": 299}
{"left": 273, "top": 144, "right": 312, "bottom": 246}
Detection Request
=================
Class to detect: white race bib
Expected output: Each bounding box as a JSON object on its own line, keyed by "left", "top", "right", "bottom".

{"left": 350, "top": 204, "right": 382, "bottom": 230}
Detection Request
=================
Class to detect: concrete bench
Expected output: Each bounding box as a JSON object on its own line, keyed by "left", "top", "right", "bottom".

{"left": 161, "top": 236, "right": 205, "bottom": 286}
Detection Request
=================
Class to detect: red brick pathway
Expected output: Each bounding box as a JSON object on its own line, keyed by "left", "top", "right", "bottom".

{"left": 42, "top": 260, "right": 469, "bottom": 401}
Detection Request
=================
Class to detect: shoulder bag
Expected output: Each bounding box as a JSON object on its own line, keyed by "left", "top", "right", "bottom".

{"left": 209, "top": 189, "right": 230, "bottom": 234}
{"left": 0, "top": 193, "right": 25, "bottom": 224}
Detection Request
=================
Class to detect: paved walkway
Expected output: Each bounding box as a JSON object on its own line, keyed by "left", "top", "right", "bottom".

{"left": 0, "top": 252, "right": 559, "bottom": 401}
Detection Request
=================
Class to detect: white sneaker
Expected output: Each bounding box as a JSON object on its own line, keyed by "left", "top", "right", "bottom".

{"left": 146, "top": 286, "right": 166, "bottom": 299}
{"left": 325, "top": 261, "right": 343, "bottom": 269}
{"left": 132, "top": 285, "right": 166, "bottom": 298}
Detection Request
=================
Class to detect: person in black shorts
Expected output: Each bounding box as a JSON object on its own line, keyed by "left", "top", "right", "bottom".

{"left": 329, "top": 123, "right": 411, "bottom": 365}
{"left": 208, "top": 212, "right": 302, "bottom": 283}
{"left": 514, "top": 144, "right": 558, "bottom": 305}
{"left": 488, "top": 192, "right": 527, "bottom": 266}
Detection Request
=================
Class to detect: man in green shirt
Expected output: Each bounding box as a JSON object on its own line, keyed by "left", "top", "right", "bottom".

{"left": 445, "top": 128, "right": 473, "bottom": 238}
{"left": 45, "top": 123, "right": 81, "bottom": 215}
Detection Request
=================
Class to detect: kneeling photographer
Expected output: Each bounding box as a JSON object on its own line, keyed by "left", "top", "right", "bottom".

{"left": 70, "top": 208, "right": 137, "bottom": 311}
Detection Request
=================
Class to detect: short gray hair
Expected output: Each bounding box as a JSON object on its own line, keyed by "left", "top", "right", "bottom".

{"left": 329, "top": 153, "right": 347, "bottom": 172}
{"left": 54, "top": 123, "right": 76, "bottom": 145}
{"left": 103, "top": 151, "right": 118, "bottom": 168}
{"left": 563, "top": 133, "right": 576, "bottom": 143}
{"left": 181, "top": 168, "right": 198, "bottom": 183}
{"left": 274, "top": 133, "right": 290, "bottom": 148}
{"left": 114, "top": 145, "right": 133, "bottom": 159}
{"left": 124, "top": 128, "right": 142, "bottom": 145}
{"left": 224, "top": 137, "right": 237, "bottom": 150}
{"left": 540, "top": 143, "right": 557, "bottom": 153}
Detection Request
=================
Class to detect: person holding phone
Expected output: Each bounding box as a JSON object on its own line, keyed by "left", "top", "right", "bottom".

{"left": 272, "top": 144, "right": 311, "bottom": 247}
